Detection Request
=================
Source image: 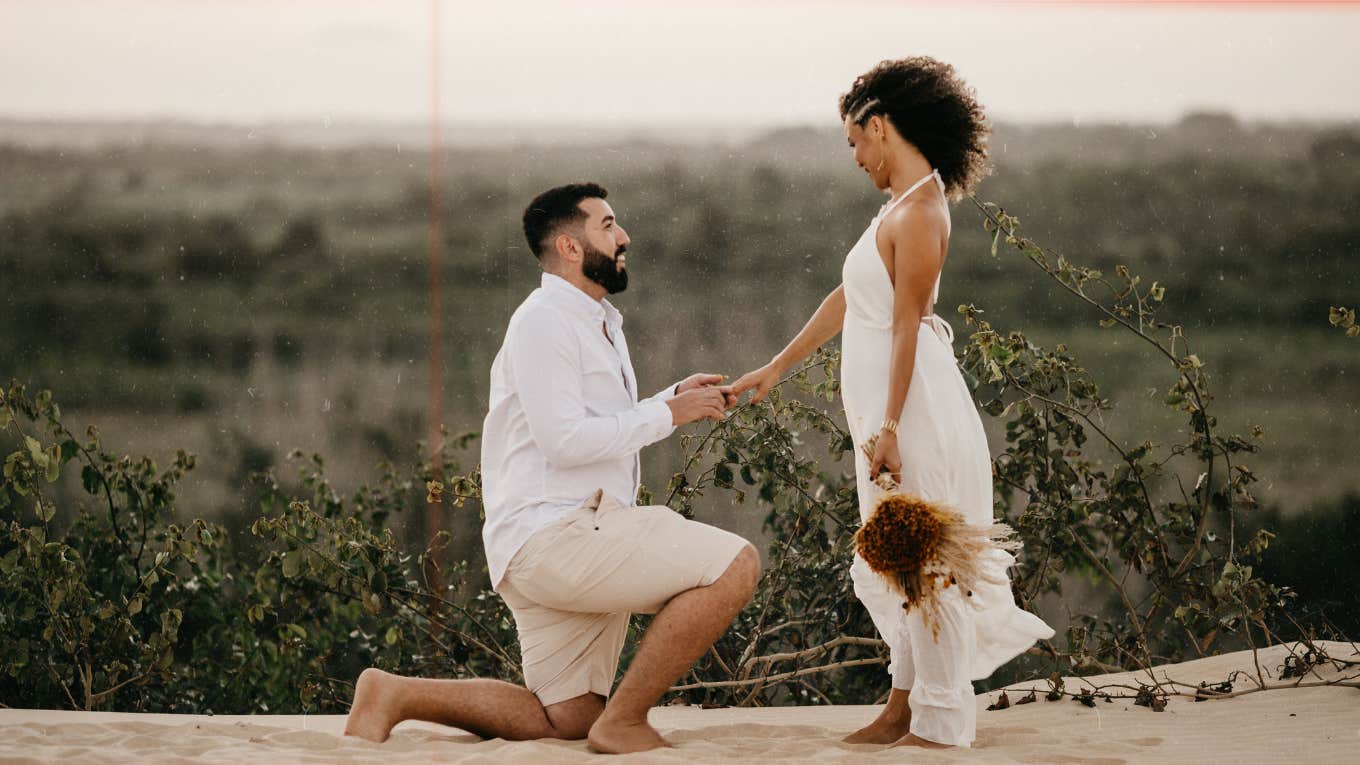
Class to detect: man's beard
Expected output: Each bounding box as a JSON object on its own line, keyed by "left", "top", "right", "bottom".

{"left": 582, "top": 241, "right": 628, "bottom": 294}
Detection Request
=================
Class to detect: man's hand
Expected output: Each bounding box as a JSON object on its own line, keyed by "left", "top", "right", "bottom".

{"left": 676, "top": 372, "right": 738, "bottom": 408}
{"left": 666, "top": 387, "right": 729, "bottom": 426}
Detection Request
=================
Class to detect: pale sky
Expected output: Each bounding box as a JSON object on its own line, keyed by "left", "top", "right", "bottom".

{"left": 2, "top": 0, "right": 1358, "bottom": 127}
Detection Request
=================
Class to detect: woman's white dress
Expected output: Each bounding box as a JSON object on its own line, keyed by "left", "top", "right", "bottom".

{"left": 839, "top": 170, "right": 1054, "bottom": 747}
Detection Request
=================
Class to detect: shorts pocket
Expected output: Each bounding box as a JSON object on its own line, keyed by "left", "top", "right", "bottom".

{"left": 507, "top": 509, "right": 586, "bottom": 583}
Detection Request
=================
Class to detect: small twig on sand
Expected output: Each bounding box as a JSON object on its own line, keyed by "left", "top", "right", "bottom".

{"left": 669, "top": 657, "right": 887, "bottom": 693}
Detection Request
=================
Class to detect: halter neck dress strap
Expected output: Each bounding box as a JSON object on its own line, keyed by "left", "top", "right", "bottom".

{"left": 877, "top": 169, "right": 944, "bottom": 219}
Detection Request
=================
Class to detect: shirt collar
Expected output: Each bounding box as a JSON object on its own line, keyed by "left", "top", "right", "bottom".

{"left": 540, "top": 273, "right": 623, "bottom": 328}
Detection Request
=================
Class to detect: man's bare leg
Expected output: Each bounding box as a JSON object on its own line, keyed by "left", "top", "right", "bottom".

{"left": 842, "top": 688, "right": 911, "bottom": 744}
{"left": 587, "top": 544, "right": 761, "bottom": 754}
{"left": 344, "top": 669, "right": 604, "bottom": 742}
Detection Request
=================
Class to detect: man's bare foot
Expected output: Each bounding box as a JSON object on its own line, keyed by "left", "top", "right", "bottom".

{"left": 842, "top": 713, "right": 911, "bottom": 744}
{"left": 586, "top": 714, "right": 671, "bottom": 754}
{"left": 892, "top": 732, "right": 952, "bottom": 749}
{"left": 343, "top": 668, "right": 401, "bottom": 743}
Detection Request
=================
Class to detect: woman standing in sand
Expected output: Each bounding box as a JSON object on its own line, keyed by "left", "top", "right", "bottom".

{"left": 731, "top": 57, "right": 1053, "bottom": 749}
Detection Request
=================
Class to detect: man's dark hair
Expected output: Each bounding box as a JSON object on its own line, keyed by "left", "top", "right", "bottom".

{"left": 522, "top": 182, "right": 608, "bottom": 259}
{"left": 838, "top": 57, "right": 990, "bottom": 200}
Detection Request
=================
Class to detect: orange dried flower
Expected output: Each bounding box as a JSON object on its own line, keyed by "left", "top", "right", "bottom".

{"left": 855, "top": 436, "right": 1022, "bottom": 639}
{"left": 856, "top": 493, "right": 946, "bottom": 575}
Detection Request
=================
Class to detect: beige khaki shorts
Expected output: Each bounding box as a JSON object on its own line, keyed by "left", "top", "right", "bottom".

{"left": 498, "top": 490, "right": 752, "bottom": 706}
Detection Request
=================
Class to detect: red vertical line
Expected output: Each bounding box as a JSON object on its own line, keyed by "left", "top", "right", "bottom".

{"left": 426, "top": 0, "right": 445, "bottom": 577}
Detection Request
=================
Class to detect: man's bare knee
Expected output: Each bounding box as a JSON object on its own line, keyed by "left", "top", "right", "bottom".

{"left": 544, "top": 692, "right": 605, "bottom": 740}
{"left": 722, "top": 543, "right": 761, "bottom": 594}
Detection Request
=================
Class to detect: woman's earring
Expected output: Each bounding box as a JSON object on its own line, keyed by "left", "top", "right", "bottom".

{"left": 875, "top": 137, "right": 887, "bottom": 173}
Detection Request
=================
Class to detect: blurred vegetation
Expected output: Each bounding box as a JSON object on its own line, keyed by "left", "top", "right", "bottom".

{"left": 2, "top": 116, "right": 1357, "bottom": 527}
{"left": 3, "top": 146, "right": 1354, "bottom": 710}
{"left": 1252, "top": 492, "right": 1360, "bottom": 638}
{"left": 1, "top": 115, "right": 1357, "bottom": 710}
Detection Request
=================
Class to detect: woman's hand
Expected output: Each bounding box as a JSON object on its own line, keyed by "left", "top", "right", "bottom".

{"left": 730, "top": 362, "right": 783, "bottom": 404}
{"left": 869, "top": 430, "right": 902, "bottom": 487}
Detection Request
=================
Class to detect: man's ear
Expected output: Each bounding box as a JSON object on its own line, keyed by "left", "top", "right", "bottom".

{"left": 553, "top": 232, "right": 580, "bottom": 263}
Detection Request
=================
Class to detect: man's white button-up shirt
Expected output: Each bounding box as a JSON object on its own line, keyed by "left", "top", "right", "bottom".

{"left": 480, "top": 273, "right": 679, "bottom": 588}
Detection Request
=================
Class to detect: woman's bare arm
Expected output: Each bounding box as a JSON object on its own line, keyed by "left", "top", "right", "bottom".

{"left": 878, "top": 204, "right": 946, "bottom": 432}
{"left": 731, "top": 285, "right": 845, "bottom": 403}
{"left": 771, "top": 285, "right": 846, "bottom": 373}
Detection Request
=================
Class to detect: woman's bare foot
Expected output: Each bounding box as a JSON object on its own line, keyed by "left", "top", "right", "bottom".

{"left": 892, "top": 732, "right": 953, "bottom": 749}
{"left": 586, "top": 713, "right": 671, "bottom": 754}
{"left": 343, "top": 668, "right": 402, "bottom": 743}
{"left": 842, "top": 711, "right": 912, "bottom": 744}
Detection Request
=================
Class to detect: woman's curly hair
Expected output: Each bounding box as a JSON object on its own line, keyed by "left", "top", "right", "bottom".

{"left": 839, "top": 57, "right": 991, "bottom": 200}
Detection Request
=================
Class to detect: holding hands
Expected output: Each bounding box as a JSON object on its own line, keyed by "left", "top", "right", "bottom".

{"left": 677, "top": 373, "right": 737, "bottom": 402}
{"left": 667, "top": 373, "right": 738, "bottom": 426}
{"left": 728, "top": 362, "right": 783, "bottom": 405}
{"left": 731, "top": 361, "right": 904, "bottom": 486}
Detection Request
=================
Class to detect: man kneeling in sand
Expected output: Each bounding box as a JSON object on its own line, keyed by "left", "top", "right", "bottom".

{"left": 344, "top": 183, "right": 760, "bottom": 754}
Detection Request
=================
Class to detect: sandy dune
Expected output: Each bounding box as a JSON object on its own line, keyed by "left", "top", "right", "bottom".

{"left": 2, "top": 642, "right": 1355, "bottom": 764}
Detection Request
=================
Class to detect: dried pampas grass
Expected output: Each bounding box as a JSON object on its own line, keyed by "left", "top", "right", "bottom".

{"left": 855, "top": 436, "right": 1021, "bottom": 638}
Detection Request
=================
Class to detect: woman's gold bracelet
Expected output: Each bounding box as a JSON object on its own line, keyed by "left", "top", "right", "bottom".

{"left": 881, "top": 417, "right": 899, "bottom": 434}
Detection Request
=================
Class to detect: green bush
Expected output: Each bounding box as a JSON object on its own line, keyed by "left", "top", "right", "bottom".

{"left": 0, "top": 386, "right": 508, "bottom": 712}
{"left": 0, "top": 200, "right": 1334, "bottom": 712}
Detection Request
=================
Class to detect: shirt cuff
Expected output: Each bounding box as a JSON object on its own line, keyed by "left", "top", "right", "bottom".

{"left": 639, "top": 398, "right": 676, "bottom": 442}
{"left": 651, "top": 382, "right": 681, "bottom": 403}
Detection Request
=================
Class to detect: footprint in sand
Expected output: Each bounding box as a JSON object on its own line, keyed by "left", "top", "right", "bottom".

{"left": 1028, "top": 751, "right": 1126, "bottom": 756}
{"left": 975, "top": 726, "right": 1041, "bottom": 746}
{"left": 1095, "top": 735, "right": 1167, "bottom": 754}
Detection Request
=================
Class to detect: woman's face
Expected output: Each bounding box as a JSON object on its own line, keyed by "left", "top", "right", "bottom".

{"left": 844, "top": 115, "right": 889, "bottom": 191}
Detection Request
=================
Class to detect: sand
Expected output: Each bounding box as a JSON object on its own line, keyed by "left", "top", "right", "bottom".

{"left": 2, "top": 642, "right": 1356, "bottom": 764}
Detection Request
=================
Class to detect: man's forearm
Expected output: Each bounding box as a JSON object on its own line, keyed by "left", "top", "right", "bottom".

{"left": 527, "top": 400, "right": 675, "bottom": 468}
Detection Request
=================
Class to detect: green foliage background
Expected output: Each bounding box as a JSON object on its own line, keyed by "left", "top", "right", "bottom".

{"left": 2, "top": 116, "right": 1358, "bottom": 530}
{"left": 1, "top": 115, "right": 1357, "bottom": 712}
